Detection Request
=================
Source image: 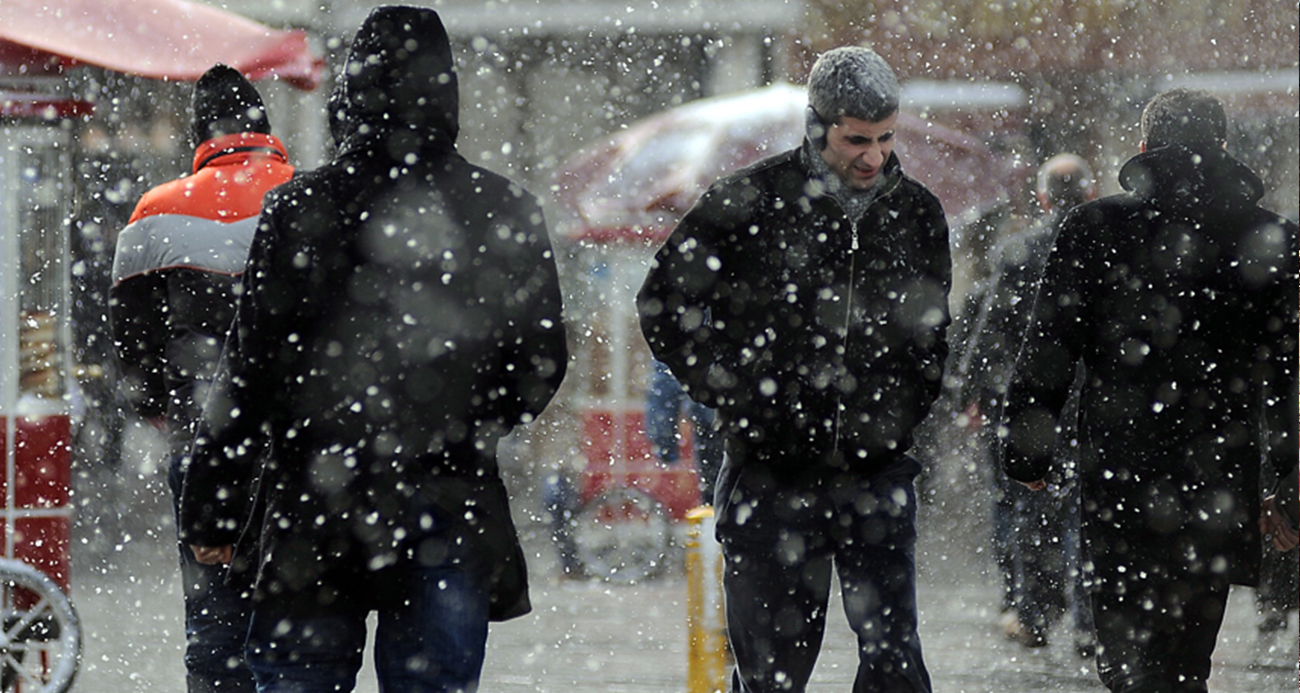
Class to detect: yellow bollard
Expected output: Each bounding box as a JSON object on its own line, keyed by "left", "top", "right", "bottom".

{"left": 685, "top": 505, "right": 730, "bottom": 693}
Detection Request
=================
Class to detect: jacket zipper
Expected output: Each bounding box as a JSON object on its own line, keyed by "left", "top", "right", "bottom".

{"left": 817, "top": 162, "right": 900, "bottom": 462}
{"left": 831, "top": 213, "right": 859, "bottom": 459}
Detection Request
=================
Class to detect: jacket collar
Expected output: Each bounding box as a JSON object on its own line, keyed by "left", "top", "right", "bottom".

{"left": 797, "top": 138, "right": 904, "bottom": 207}
{"left": 192, "top": 132, "right": 288, "bottom": 174}
{"left": 1118, "top": 144, "right": 1263, "bottom": 212}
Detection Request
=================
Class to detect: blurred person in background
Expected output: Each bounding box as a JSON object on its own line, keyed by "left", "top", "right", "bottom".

{"left": 646, "top": 359, "right": 724, "bottom": 504}
{"left": 1001, "top": 88, "right": 1298, "bottom": 693}
{"left": 960, "top": 153, "right": 1097, "bottom": 653}
{"left": 640, "top": 46, "right": 950, "bottom": 693}
{"left": 1251, "top": 399, "right": 1297, "bottom": 662}
{"left": 179, "top": 7, "right": 567, "bottom": 692}
{"left": 110, "top": 63, "right": 293, "bottom": 693}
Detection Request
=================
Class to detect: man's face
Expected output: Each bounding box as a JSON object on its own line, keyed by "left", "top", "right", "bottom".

{"left": 820, "top": 112, "right": 898, "bottom": 190}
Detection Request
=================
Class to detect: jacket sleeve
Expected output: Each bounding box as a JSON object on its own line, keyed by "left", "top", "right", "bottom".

{"left": 177, "top": 339, "right": 262, "bottom": 547}
{"left": 637, "top": 183, "right": 744, "bottom": 407}
{"left": 1277, "top": 461, "right": 1299, "bottom": 532}
{"left": 1001, "top": 211, "right": 1087, "bottom": 483}
{"left": 909, "top": 191, "right": 952, "bottom": 414}
{"left": 488, "top": 196, "right": 569, "bottom": 428}
{"left": 178, "top": 207, "right": 284, "bottom": 547}
{"left": 109, "top": 271, "right": 169, "bottom": 421}
{"left": 1263, "top": 217, "right": 1298, "bottom": 525}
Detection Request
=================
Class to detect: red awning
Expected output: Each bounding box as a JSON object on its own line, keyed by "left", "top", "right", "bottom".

{"left": 0, "top": 0, "right": 322, "bottom": 90}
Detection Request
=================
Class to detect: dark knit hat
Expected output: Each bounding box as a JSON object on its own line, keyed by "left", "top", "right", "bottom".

{"left": 190, "top": 64, "right": 271, "bottom": 146}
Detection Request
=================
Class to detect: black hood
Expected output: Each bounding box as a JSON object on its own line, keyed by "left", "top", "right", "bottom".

{"left": 329, "top": 5, "right": 459, "bottom": 158}
{"left": 1118, "top": 144, "right": 1264, "bottom": 214}
{"left": 190, "top": 64, "right": 271, "bottom": 147}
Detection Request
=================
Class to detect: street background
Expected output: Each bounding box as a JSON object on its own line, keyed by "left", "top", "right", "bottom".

{"left": 2, "top": 2, "right": 1294, "bottom": 692}
{"left": 69, "top": 423, "right": 1297, "bottom": 693}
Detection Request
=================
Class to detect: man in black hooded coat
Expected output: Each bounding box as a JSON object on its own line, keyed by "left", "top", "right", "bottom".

{"left": 178, "top": 7, "right": 567, "bottom": 691}
{"left": 1001, "top": 88, "right": 1298, "bottom": 693}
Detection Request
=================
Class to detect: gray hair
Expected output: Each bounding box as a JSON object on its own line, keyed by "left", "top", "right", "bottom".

{"left": 807, "top": 47, "right": 900, "bottom": 124}
{"left": 1036, "top": 153, "right": 1095, "bottom": 211}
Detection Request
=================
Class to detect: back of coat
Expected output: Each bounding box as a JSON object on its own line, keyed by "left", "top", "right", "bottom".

{"left": 1006, "top": 144, "right": 1298, "bottom": 585}
{"left": 200, "top": 7, "right": 567, "bottom": 602}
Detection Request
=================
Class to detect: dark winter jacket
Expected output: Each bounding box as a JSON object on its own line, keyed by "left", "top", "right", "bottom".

{"left": 179, "top": 6, "right": 567, "bottom": 621}
{"left": 1002, "top": 144, "right": 1299, "bottom": 586}
{"left": 638, "top": 145, "right": 950, "bottom": 480}
{"left": 110, "top": 131, "right": 293, "bottom": 457}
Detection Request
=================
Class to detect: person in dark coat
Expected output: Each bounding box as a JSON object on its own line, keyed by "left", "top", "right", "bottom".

{"left": 111, "top": 63, "right": 294, "bottom": 693}
{"left": 1001, "top": 88, "right": 1298, "bottom": 693}
{"left": 959, "top": 153, "right": 1097, "bottom": 652}
{"left": 178, "top": 7, "right": 568, "bottom": 691}
{"left": 639, "top": 46, "right": 950, "bottom": 693}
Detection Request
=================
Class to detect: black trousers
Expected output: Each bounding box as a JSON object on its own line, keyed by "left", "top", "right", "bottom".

{"left": 714, "top": 453, "right": 932, "bottom": 693}
{"left": 1090, "top": 553, "right": 1229, "bottom": 693}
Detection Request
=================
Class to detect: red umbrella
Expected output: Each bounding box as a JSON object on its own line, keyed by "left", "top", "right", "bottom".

{"left": 553, "top": 82, "right": 1019, "bottom": 244}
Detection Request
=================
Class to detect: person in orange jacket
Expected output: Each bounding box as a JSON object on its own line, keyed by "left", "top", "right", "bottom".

{"left": 110, "top": 63, "right": 293, "bottom": 693}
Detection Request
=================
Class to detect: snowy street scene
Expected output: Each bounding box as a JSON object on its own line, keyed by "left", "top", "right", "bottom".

{"left": 2, "top": 1, "right": 1297, "bottom": 692}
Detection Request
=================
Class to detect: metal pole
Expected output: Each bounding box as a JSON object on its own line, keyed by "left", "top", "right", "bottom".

{"left": 685, "top": 505, "right": 730, "bottom": 693}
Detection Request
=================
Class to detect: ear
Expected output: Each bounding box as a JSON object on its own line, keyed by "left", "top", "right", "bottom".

{"left": 1139, "top": 140, "right": 1147, "bottom": 153}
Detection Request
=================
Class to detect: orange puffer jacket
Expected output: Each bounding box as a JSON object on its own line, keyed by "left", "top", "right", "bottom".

{"left": 110, "top": 131, "right": 293, "bottom": 456}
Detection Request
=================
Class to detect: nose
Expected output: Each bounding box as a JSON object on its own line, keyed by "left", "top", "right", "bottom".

{"left": 858, "top": 144, "right": 884, "bottom": 169}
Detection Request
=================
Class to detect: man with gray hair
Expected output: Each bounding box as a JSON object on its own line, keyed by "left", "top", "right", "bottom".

{"left": 956, "top": 153, "right": 1097, "bottom": 653}
{"left": 639, "top": 46, "right": 949, "bottom": 692}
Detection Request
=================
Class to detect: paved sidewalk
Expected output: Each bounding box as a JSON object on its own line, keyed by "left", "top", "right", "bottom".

{"left": 68, "top": 424, "right": 1297, "bottom": 692}
{"left": 470, "top": 532, "right": 1296, "bottom": 693}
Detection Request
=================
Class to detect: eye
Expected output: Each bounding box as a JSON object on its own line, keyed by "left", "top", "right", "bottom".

{"left": 878, "top": 131, "right": 895, "bottom": 143}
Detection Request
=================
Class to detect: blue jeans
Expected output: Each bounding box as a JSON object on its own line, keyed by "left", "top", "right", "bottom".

{"left": 715, "top": 453, "right": 932, "bottom": 693}
{"left": 244, "top": 562, "right": 490, "bottom": 693}
{"left": 168, "top": 456, "right": 257, "bottom": 693}
{"left": 646, "top": 360, "right": 723, "bottom": 503}
{"left": 542, "top": 471, "right": 583, "bottom": 575}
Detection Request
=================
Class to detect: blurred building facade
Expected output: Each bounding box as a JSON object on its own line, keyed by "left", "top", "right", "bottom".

{"left": 212, "top": 0, "right": 801, "bottom": 190}
{"left": 808, "top": 0, "right": 1299, "bottom": 217}
{"left": 39, "top": 0, "right": 1297, "bottom": 225}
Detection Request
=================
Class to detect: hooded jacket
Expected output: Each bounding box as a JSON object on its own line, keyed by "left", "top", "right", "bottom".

{"left": 111, "top": 67, "right": 293, "bottom": 458}
{"left": 1002, "top": 144, "right": 1298, "bottom": 586}
{"left": 179, "top": 6, "right": 566, "bottom": 621}
{"left": 638, "top": 143, "right": 951, "bottom": 480}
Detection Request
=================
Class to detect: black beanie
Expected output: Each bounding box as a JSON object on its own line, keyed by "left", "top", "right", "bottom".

{"left": 190, "top": 64, "right": 271, "bottom": 146}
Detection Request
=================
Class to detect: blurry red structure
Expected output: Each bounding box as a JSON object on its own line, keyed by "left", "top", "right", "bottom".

{"left": 1, "top": 100, "right": 87, "bottom": 690}
{"left": 0, "top": 0, "right": 322, "bottom": 89}
{"left": 550, "top": 83, "right": 1024, "bottom": 556}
